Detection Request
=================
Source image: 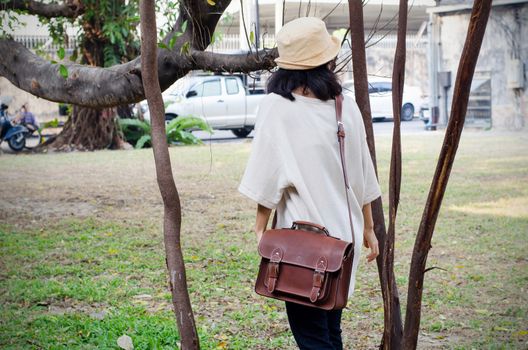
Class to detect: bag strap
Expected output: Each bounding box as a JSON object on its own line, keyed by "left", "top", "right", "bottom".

{"left": 335, "top": 95, "right": 356, "bottom": 246}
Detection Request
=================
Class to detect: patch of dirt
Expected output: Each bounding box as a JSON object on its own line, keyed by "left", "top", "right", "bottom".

{"left": 31, "top": 298, "right": 110, "bottom": 320}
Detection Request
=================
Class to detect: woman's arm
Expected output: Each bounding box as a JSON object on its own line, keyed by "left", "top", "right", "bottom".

{"left": 362, "top": 203, "right": 379, "bottom": 262}
{"left": 255, "top": 204, "right": 272, "bottom": 243}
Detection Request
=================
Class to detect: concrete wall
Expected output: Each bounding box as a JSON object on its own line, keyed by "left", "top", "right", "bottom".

{"left": 338, "top": 37, "right": 429, "bottom": 94}
{"left": 437, "top": 3, "right": 528, "bottom": 130}
{"left": 2, "top": 14, "right": 77, "bottom": 121}
{"left": 365, "top": 46, "right": 429, "bottom": 93}
{"left": 0, "top": 78, "right": 59, "bottom": 122}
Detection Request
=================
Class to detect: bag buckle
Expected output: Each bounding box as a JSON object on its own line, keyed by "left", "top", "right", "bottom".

{"left": 267, "top": 248, "right": 283, "bottom": 293}
{"left": 310, "top": 256, "right": 328, "bottom": 302}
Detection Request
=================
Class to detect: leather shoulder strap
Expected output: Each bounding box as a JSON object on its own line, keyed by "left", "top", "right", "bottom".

{"left": 335, "top": 95, "right": 356, "bottom": 245}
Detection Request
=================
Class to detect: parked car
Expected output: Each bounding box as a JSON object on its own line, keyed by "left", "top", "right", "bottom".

{"left": 342, "top": 78, "right": 425, "bottom": 121}
{"left": 142, "top": 74, "right": 266, "bottom": 138}
{"left": 419, "top": 102, "right": 431, "bottom": 124}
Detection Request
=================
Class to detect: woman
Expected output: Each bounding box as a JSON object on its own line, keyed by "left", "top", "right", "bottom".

{"left": 15, "top": 104, "right": 39, "bottom": 132}
{"left": 238, "top": 17, "right": 381, "bottom": 349}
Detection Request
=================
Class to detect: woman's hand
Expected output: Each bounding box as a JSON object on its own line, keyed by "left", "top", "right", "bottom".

{"left": 255, "top": 230, "right": 264, "bottom": 244}
{"left": 363, "top": 228, "right": 379, "bottom": 262}
{"left": 255, "top": 204, "right": 272, "bottom": 245}
{"left": 362, "top": 203, "right": 379, "bottom": 262}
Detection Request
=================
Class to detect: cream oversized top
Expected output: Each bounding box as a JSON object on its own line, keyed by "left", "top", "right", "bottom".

{"left": 238, "top": 92, "right": 381, "bottom": 295}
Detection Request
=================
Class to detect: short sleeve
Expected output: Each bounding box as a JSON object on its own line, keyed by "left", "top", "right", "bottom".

{"left": 360, "top": 127, "right": 382, "bottom": 205}
{"left": 238, "top": 117, "right": 288, "bottom": 209}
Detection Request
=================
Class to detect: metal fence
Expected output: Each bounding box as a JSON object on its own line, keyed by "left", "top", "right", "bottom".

{"left": 207, "top": 33, "right": 427, "bottom": 52}
{"left": 14, "top": 33, "right": 427, "bottom": 55}
{"left": 14, "top": 35, "right": 77, "bottom": 53}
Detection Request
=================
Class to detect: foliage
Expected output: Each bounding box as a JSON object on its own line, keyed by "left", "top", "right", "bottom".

{"left": 118, "top": 116, "right": 212, "bottom": 149}
{"left": 0, "top": 133, "right": 527, "bottom": 348}
{"left": 41, "top": 118, "right": 61, "bottom": 129}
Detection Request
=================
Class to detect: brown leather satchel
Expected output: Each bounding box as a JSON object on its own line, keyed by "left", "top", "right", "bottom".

{"left": 254, "top": 95, "right": 356, "bottom": 310}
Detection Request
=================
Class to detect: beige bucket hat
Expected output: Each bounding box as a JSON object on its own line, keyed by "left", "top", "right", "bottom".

{"left": 275, "top": 17, "right": 341, "bottom": 70}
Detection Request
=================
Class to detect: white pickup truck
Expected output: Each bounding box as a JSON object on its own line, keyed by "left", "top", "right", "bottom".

{"left": 143, "top": 74, "right": 266, "bottom": 138}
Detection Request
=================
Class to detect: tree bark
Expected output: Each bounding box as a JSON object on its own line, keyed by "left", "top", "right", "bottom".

{"left": 4, "top": 0, "right": 83, "bottom": 18}
{"left": 402, "top": 0, "right": 492, "bottom": 348}
{"left": 139, "top": 0, "right": 200, "bottom": 348}
{"left": 39, "top": 106, "right": 118, "bottom": 151}
{"left": 0, "top": 40, "right": 276, "bottom": 108}
{"left": 41, "top": 8, "right": 126, "bottom": 151}
{"left": 381, "top": 0, "right": 407, "bottom": 348}
{"left": 347, "top": 1, "right": 403, "bottom": 348}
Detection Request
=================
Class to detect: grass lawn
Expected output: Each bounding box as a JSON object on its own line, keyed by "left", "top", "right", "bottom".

{"left": 0, "top": 131, "right": 527, "bottom": 349}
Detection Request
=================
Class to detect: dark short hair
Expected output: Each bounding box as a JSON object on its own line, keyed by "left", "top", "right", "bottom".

{"left": 266, "top": 63, "right": 342, "bottom": 101}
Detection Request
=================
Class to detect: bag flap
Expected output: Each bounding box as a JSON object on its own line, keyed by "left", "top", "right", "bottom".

{"left": 258, "top": 229, "right": 353, "bottom": 272}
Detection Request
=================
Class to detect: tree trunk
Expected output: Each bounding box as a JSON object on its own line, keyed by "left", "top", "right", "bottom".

{"left": 347, "top": 1, "right": 404, "bottom": 348}
{"left": 139, "top": 0, "right": 200, "bottom": 349}
{"left": 41, "top": 106, "right": 120, "bottom": 151}
{"left": 381, "top": 0, "right": 407, "bottom": 347}
{"left": 402, "top": 0, "right": 492, "bottom": 348}
{"left": 42, "top": 11, "right": 125, "bottom": 151}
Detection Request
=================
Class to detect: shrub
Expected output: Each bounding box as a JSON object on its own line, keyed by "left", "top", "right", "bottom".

{"left": 118, "top": 116, "right": 212, "bottom": 149}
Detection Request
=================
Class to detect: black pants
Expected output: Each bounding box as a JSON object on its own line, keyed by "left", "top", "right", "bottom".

{"left": 285, "top": 301, "right": 343, "bottom": 350}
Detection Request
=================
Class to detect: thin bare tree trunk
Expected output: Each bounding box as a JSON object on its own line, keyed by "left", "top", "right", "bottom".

{"left": 402, "top": 0, "right": 492, "bottom": 347}
{"left": 139, "top": 1, "right": 200, "bottom": 349}
{"left": 348, "top": 1, "right": 403, "bottom": 348}
{"left": 381, "top": 0, "right": 407, "bottom": 348}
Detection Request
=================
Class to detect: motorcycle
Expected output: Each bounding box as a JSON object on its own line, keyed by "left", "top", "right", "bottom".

{"left": 0, "top": 103, "right": 29, "bottom": 152}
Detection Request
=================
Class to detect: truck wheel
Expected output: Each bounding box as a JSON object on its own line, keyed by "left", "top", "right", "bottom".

{"left": 401, "top": 103, "right": 414, "bottom": 121}
{"left": 231, "top": 127, "right": 253, "bottom": 138}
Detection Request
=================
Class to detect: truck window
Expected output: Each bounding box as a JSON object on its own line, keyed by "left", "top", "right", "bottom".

{"left": 379, "top": 82, "right": 392, "bottom": 92}
{"left": 368, "top": 83, "right": 380, "bottom": 94}
{"left": 202, "top": 80, "right": 222, "bottom": 97}
{"left": 226, "top": 78, "right": 239, "bottom": 95}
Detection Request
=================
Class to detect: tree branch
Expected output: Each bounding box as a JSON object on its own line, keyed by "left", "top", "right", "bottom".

{"left": 348, "top": 1, "right": 404, "bottom": 348}
{"left": 0, "top": 38, "right": 276, "bottom": 107}
{"left": 402, "top": 0, "right": 492, "bottom": 347}
{"left": 5, "top": 0, "right": 83, "bottom": 18}
{"left": 191, "top": 48, "right": 277, "bottom": 73}
{"left": 0, "top": 0, "right": 277, "bottom": 108}
{"left": 139, "top": 0, "right": 200, "bottom": 347}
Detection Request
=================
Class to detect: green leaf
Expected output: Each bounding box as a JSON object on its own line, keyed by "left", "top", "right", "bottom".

{"left": 249, "top": 31, "right": 255, "bottom": 45}
{"left": 181, "top": 19, "right": 188, "bottom": 33}
{"left": 118, "top": 118, "right": 151, "bottom": 134}
{"left": 180, "top": 41, "right": 190, "bottom": 55}
{"left": 69, "top": 49, "right": 78, "bottom": 62}
{"left": 57, "top": 47, "right": 65, "bottom": 60}
{"left": 168, "top": 36, "right": 177, "bottom": 50}
{"left": 135, "top": 134, "right": 152, "bottom": 149}
{"left": 59, "top": 64, "right": 68, "bottom": 79}
{"left": 168, "top": 115, "right": 211, "bottom": 133}
{"left": 166, "top": 115, "right": 211, "bottom": 146}
{"left": 158, "top": 42, "right": 168, "bottom": 50}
